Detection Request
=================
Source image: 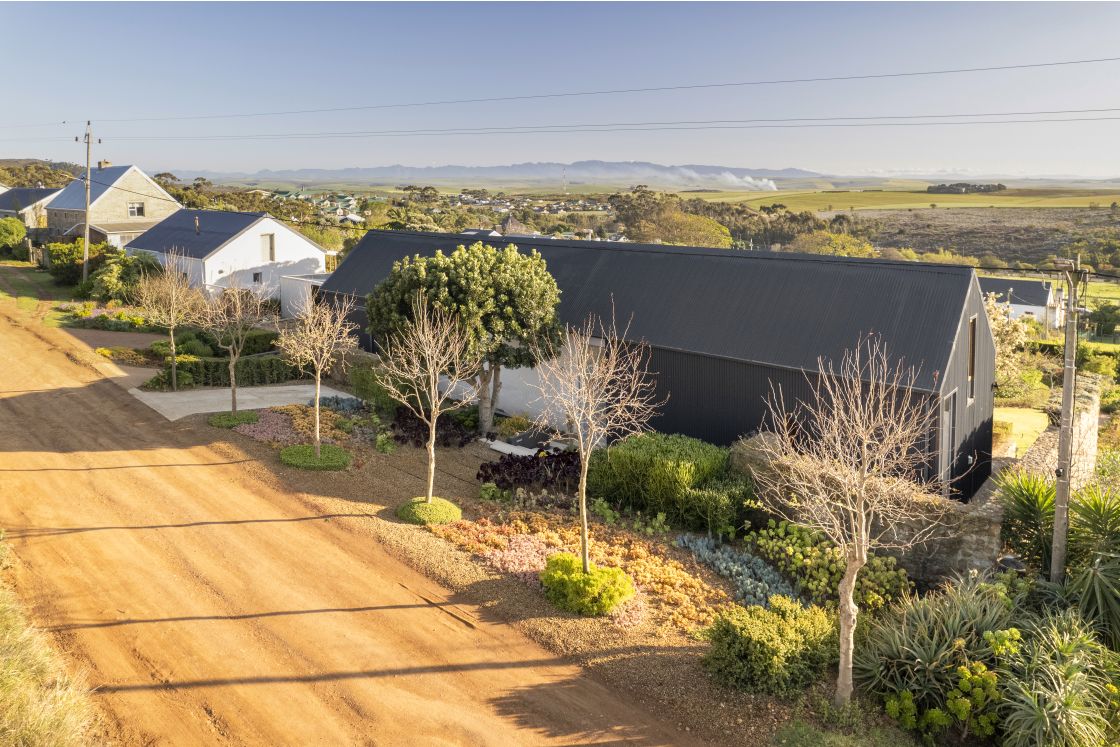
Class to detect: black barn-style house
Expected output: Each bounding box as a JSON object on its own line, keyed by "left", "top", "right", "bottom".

{"left": 320, "top": 230, "right": 996, "bottom": 500}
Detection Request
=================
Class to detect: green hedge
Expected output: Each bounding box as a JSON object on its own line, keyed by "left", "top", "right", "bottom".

{"left": 167, "top": 354, "right": 301, "bottom": 387}
{"left": 587, "top": 432, "right": 748, "bottom": 535}
{"left": 703, "top": 595, "right": 837, "bottom": 694}
{"left": 196, "top": 328, "right": 279, "bottom": 356}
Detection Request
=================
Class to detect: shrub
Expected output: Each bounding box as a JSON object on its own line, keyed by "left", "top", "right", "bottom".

{"left": 1083, "top": 354, "right": 1119, "bottom": 381}
{"left": 476, "top": 450, "right": 580, "bottom": 494}
{"left": 588, "top": 433, "right": 728, "bottom": 518}
{"left": 278, "top": 443, "right": 351, "bottom": 471}
{"left": 208, "top": 411, "right": 260, "bottom": 429}
{"left": 374, "top": 431, "right": 396, "bottom": 454}
{"left": 178, "top": 338, "right": 214, "bottom": 357}
{"left": 539, "top": 552, "right": 636, "bottom": 616}
{"left": 854, "top": 574, "right": 1019, "bottom": 709}
{"left": 197, "top": 327, "right": 278, "bottom": 356}
{"left": 141, "top": 369, "right": 194, "bottom": 391}
{"left": 703, "top": 596, "right": 837, "bottom": 694}
{"left": 45, "top": 240, "right": 109, "bottom": 285}
{"left": 170, "top": 355, "right": 301, "bottom": 388}
{"left": 349, "top": 363, "right": 397, "bottom": 417}
{"left": 391, "top": 407, "right": 473, "bottom": 448}
{"left": 748, "top": 520, "right": 910, "bottom": 610}
{"left": 1067, "top": 553, "right": 1120, "bottom": 650}
{"left": 1102, "top": 385, "right": 1120, "bottom": 414}
{"left": 479, "top": 482, "right": 510, "bottom": 501}
{"left": 495, "top": 414, "right": 532, "bottom": 440}
{"left": 314, "top": 395, "right": 365, "bottom": 414}
{"left": 996, "top": 470, "right": 1055, "bottom": 571}
{"left": 94, "top": 345, "right": 151, "bottom": 366}
{"left": 87, "top": 249, "right": 161, "bottom": 303}
{"left": 396, "top": 497, "right": 462, "bottom": 525}
{"left": 996, "top": 609, "right": 1120, "bottom": 747}
{"left": 677, "top": 534, "right": 796, "bottom": 607}
{"left": 1070, "top": 485, "right": 1120, "bottom": 566}
{"left": 10, "top": 243, "right": 29, "bottom": 262}
{"left": 0, "top": 216, "right": 26, "bottom": 250}
{"left": 67, "top": 307, "right": 154, "bottom": 332}
{"left": 995, "top": 367, "right": 1050, "bottom": 408}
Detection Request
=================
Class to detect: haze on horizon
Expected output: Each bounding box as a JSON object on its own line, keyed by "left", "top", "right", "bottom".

{"left": 3, "top": 1, "right": 1120, "bottom": 180}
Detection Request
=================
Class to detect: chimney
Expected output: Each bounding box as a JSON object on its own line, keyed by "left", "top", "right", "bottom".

{"left": 194, "top": 215, "right": 200, "bottom": 235}
{"left": 97, "top": 160, "right": 112, "bottom": 170}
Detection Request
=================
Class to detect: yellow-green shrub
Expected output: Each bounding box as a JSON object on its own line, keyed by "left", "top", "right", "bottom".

{"left": 540, "top": 552, "right": 635, "bottom": 616}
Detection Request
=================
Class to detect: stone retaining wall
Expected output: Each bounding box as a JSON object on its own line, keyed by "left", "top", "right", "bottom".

{"left": 1017, "top": 373, "right": 1104, "bottom": 489}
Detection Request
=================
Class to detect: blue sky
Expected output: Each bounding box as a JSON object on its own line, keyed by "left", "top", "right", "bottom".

{"left": 3, "top": 2, "right": 1120, "bottom": 178}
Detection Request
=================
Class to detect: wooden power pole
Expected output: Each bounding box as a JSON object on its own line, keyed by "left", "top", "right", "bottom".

{"left": 1050, "top": 256, "right": 1087, "bottom": 584}
{"left": 75, "top": 121, "right": 98, "bottom": 283}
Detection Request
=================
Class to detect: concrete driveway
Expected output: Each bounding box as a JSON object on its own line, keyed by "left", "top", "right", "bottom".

{"left": 130, "top": 383, "right": 347, "bottom": 420}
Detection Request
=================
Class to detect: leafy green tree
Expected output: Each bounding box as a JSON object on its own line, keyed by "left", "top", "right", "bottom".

{"left": 784, "top": 230, "right": 878, "bottom": 258}
{"left": 367, "top": 242, "right": 562, "bottom": 435}
{"left": 633, "top": 210, "right": 732, "bottom": 248}
{"left": 88, "top": 249, "right": 162, "bottom": 303}
{"left": 384, "top": 207, "right": 440, "bottom": 232}
{"left": 0, "top": 217, "right": 27, "bottom": 251}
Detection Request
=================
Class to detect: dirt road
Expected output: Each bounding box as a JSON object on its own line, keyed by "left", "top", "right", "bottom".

{"left": 0, "top": 306, "right": 696, "bottom": 745}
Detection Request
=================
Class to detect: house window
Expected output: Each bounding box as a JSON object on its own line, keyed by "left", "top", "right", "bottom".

{"left": 127, "top": 202, "right": 145, "bottom": 217}
{"left": 967, "top": 315, "right": 977, "bottom": 402}
{"left": 252, "top": 272, "right": 263, "bottom": 284}
{"left": 261, "top": 233, "right": 276, "bottom": 262}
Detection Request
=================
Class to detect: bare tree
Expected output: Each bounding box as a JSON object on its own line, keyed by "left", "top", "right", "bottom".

{"left": 375, "top": 293, "right": 481, "bottom": 503}
{"left": 533, "top": 315, "right": 662, "bottom": 574}
{"left": 201, "top": 283, "right": 276, "bottom": 413}
{"left": 134, "top": 251, "right": 206, "bottom": 391}
{"left": 276, "top": 296, "right": 359, "bottom": 459}
{"left": 752, "top": 335, "right": 947, "bottom": 707}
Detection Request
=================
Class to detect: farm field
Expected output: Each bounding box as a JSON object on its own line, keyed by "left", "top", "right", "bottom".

{"left": 726, "top": 188, "right": 1120, "bottom": 211}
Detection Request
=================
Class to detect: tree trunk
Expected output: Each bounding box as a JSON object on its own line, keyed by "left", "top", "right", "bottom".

{"left": 578, "top": 460, "right": 591, "bottom": 574}
{"left": 835, "top": 549, "right": 867, "bottom": 708}
{"left": 313, "top": 372, "right": 322, "bottom": 459}
{"left": 426, "top": 416, "right": 437, "bottom": 503}
{"left": 229, "top": 355, "right": 238, "bottom": 413}
{"left": 169, "top": 329, "right": 178, "bottom": 392}
{"left": 476, "top": 361, "right": 502, "bottom": 436}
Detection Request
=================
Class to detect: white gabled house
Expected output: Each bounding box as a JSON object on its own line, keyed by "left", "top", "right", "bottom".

{"left": 126, "top": 209, "right": 329, "bottom": 301}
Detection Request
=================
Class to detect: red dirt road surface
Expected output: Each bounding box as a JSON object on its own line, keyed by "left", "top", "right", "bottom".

{"left": 0, "top": 309, "right": 698, "bottom": 746}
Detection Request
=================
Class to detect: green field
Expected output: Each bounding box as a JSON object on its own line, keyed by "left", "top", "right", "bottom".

{"left": 718, "top": 188, "right": 1120, "bottom": 212}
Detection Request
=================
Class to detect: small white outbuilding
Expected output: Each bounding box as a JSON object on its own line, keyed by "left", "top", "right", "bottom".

{"left": 126, "top": 209, "right": 328, "bottom": 301}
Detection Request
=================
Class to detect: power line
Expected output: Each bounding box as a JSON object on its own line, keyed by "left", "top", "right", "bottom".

{"left": 78, "top": 55, "right": 1120, "bottom": 124}
{"left": 99, "top": 115, "right": 1120, "bottom": 143}
{"left": 95, "top": 105, "right": 1120, "bottom": 141}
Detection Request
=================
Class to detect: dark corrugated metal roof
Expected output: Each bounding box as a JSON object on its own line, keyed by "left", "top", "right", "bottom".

{"left": 978, "top": 277, "right": 1051, "bottom": 307}
{"left": 126, "top": 209, "right": 268, "bottom": 259}
{"left": 322, "top": 229, "right": 976, "bottom": 392}
{"left": 0, "top": 188, "right": 60, "bottom": 212}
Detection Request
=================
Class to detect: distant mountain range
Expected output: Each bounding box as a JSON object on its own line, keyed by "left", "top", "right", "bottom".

{"left": 172, "top": 160, "right": 827, "bottom": 190}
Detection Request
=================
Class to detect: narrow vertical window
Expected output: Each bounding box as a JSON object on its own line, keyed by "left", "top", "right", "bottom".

{"left": 261, "top": 233, "right": 276, "bottom": 262}
{"left": 967, "top": 315, "right": 977, "bottom": 402}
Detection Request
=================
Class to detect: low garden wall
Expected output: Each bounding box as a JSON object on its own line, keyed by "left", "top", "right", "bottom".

{"left": 730, "top": 434, "right": 1003, "bottom": 585}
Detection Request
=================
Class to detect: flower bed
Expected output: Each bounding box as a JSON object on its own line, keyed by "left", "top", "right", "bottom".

{"left": 233, "top": 408, "right": 301, "bottom": 446}
{"left": 432, "top": 509, "right": 734, "bottom": 631}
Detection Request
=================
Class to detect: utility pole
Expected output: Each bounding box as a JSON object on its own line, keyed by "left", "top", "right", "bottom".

{"left": 75, "top": 121, "right": 96, "bottom": 283}
{"left": 1050, "top": 255, "right": 1088, "bottom": 584}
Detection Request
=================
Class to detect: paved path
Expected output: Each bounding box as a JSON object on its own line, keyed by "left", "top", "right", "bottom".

{"left": 0, "top": 304, "right": 694, "bottom": 746}
{"left": 130, "top": 383, "right": 347, "bottom": 420}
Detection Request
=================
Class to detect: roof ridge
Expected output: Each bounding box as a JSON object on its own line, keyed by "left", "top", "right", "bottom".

{"left": 361, "top": 228, "right": 976, "bottom": 275}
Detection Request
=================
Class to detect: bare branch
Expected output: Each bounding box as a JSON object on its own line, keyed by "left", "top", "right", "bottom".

{"left": 374, "top": 292, "right": 482, "bottom": 502}
{"left": 749, "top": 334, "right": 950, "bottom": 707}
{"left": 276, "top": 295, "right": 359, "bottom": 458}
{"left": 532, "top": 311, "right": 663, "bottom": 573}
{"left": 134, "top": 250, "right": 207, "bottom": 391}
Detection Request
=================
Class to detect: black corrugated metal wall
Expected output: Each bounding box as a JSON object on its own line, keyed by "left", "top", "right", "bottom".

{"left": 939, "top": 281, "right": 995, "bottom": 499}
